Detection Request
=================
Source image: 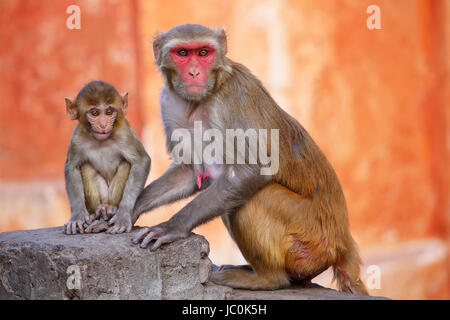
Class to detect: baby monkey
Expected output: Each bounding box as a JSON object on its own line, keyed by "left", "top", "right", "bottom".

{"left": 64, "top": 80, "right": 150, "bottom": 234}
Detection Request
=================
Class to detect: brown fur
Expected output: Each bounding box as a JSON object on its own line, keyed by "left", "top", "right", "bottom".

{"left": 64, "top": 80, "right": 150, "bottom": 235}
{"left": 135, "top": 25, "right": 367, "bottom": 294}
{"left": 81, "top": 161, "right": 131, "bottom": 213}
{"left": 215, "top": 60, "right": 368, "bottom": 294}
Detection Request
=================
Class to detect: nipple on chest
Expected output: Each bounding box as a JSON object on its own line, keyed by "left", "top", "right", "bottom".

{"left": 196, "top": 169, "right": 211, "bottom": 189}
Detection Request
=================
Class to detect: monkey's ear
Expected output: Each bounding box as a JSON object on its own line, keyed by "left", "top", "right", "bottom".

{"left": 121, "top": 92, "right": 129, "bottom": 115}
{"left": 152, "top": 32, "right": 163, "bottom": 61}
{"left": 65, "top": 97, "right": 78, "bottom": 120}
{"left": 214, "top": 27, "right": 227, "bottom": 55}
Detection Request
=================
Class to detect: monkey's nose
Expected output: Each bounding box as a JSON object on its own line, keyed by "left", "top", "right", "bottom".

{"left": 188, "top": 71, "right": 200, "bottom": 78}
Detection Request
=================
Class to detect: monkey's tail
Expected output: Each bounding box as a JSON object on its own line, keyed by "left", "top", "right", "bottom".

{"left": 332, "top": 239, "right": 369, "bottom": 295}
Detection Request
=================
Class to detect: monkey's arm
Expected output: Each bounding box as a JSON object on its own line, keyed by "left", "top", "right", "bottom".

{"left": 132, "top": 164, "right": 198, "bottom": 224}
{"left": 64, "top": 159, "right": 90, "bottom": 234}
{"left": 107, "top": 148, "right": 151, "bottom": 234}
{"left": 132, "top": 166, "right": 269, "bottom": 250}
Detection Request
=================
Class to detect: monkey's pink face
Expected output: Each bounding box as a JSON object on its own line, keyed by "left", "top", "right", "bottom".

{"left": 170, "top": 42, "right": 215, "bottom": 95}
{"left": 85, "top": 105, "right": 118, "bottom": 140}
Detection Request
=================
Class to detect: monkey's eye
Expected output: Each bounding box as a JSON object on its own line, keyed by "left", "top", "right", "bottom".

{"left": 198, "top": 49, "right": 209, "bottom": 57}
{"left": 177, "top": 49, "right": 189, "bottom": 57}
{"left": 90, "top": 109, "right": 99, "bottom": 116}
{"left": 105, "top": 108, "right": 115, "bottom": 116}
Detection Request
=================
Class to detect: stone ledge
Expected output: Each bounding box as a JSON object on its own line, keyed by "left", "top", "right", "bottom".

{"left": 0, "top": 227, "right": 386, "bottom": 300}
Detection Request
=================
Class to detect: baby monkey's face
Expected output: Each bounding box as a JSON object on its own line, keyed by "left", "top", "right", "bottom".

{"left": 85, "top": 103, "right": 118, "bottom": 140}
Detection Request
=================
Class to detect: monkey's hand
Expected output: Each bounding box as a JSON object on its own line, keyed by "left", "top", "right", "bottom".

{"left": 106, "top": 210, "right": 132, "bottom": 234}
{"left": 64, "top": 208, "right": 91, "bottom": 235}
{"left": 131, "top": 222, "right": 189, "bottom": 251}
{"left": 84, "top": 218, "right": 110, "bottom": 233}
{"left": 95, "top": 204, "right": 117, "bottom": 221}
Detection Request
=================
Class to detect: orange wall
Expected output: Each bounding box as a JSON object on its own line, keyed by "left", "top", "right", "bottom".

{"left": 0, "top": 0, "right": 448, "bottom": 299}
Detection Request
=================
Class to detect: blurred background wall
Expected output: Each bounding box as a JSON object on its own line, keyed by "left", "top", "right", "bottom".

{"left": 0, "top": 0, "right": 448, "bottom": 299}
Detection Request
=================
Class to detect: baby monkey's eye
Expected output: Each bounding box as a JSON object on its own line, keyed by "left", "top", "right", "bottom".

{"left": 90, "top": 109, "right": 99, "bottom": 116}
{"left": 105, "top": 108, "right": 114, "bottom": 116}
{"left": 198, "top": 49, "right": 208, "bottom": 56}
{"left": 177, "top": 49, "right": 188, "bottom": 57}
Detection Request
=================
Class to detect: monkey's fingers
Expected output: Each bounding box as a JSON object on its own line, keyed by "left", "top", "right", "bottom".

{"left": 107, "top": 215, "right": 117, "bottom": 226}
{"left": 150, "top": 233, "right": 179, "bottom": 251}
{"left": 70, "top": 222, "right": 78, "bottom": 235}
{"left": 86, "top": 220, "right": 109, "bottom": 233}
{"left": 106, "top": 226, "right": 120, "bottom": 234}
{"left": 131, "top": 227, "right": 152, "bottom": 244}
{"left": 140, "top": 231, "right": 159, "bottom": 248}
{"left": 108, "top": 226, "right": 126, "bottom": 234}
{"left": 64, "top": 223, "right": 70, "bottom": 235}
{"left": 77, "top": 221, "right": 85, "bottom": 234}
{"left": 88, "top": 214, "right": 96, "bottom": 223}
{"left": 65, "top": 223, "right": 75, "bottom": 235}
{"left": 85, "top": 214, "right": 93, "bottom": 224}
{"left": 93, "top": 225, "right": 108, "bottom": 233}
{"left": 85, "top": 220, "right": 99, "bottom": 233}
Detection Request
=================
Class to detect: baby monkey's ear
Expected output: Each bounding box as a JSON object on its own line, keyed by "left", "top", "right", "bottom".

{"left": 65, "top": 97, "right": 78, "bottom": 120}
{"left": 121, "top": 92, "right": 128, "bottom": 116}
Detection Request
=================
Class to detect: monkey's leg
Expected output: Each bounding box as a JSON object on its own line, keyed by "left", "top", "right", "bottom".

{"left": 108, "top": 160, "right": 131, "bottom": 214}
{"left": 81, "top": 164, "right": 111, "bottom": 233}
{"left": 102, "top": 161, "right": 131, "bottom": 234}
{"left": 212, "top": 264, "right": 253, "bottom": 272}
{"left": 80, "top": 163, "right": 107, "bottom": 214}
{"left": 65, "top": 162, "right": 91, "bottom": 235}
{"left": 213, "top": 183, "right": 331, "bottom": 290}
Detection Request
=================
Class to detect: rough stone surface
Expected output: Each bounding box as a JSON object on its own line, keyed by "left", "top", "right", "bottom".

{"left": 0, "top": 227, "right": 212, "bottom": 300}
{"left": 229, "top": 284, "right": 387, "bottom": 300}
{"left": 0, "top": 227, "right": 386, "bottom": 300}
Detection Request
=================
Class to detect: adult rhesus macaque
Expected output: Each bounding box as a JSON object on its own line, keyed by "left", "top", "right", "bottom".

{"left": 131, "top": 24, "right": 368, "bottom": 294}
{"left": 64, "top": 80, "right": 150, "bottom": 235}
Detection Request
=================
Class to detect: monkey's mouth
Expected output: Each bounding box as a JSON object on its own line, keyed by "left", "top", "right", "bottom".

{"left": 183, "top": 85, "right": 206, "bottom": 93}
{"left": 92, "top": 130, "right": 112, "bottom": 140}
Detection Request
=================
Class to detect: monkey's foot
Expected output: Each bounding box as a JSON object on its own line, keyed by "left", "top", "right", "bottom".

{"left": 64, "top": 219, "right": 86, "bottom": 235}
{"left": 212, "top": 264, "right": 253, "bottom": 272}
{"left": 106, "top": 211, "right": 132, "bottom": 234}
{"left": 211, "top": 268, "right": 290, "bottom": 290}
{"left": 64, "top": 210, "right": 91, "bottom": 235}
{"left": 84, "top": 219, "right": 109, "bottom": 233}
